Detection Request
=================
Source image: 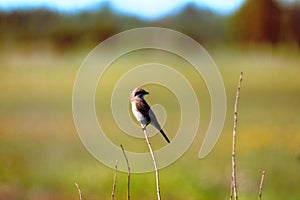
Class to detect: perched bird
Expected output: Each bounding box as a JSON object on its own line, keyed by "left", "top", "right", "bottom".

{"left": 130, "top": 88, "right": 170, "bottom": 143}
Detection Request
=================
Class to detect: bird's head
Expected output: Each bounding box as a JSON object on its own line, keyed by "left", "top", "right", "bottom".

{"left": 131, "top": 87, "right": 149, "bottom": 99}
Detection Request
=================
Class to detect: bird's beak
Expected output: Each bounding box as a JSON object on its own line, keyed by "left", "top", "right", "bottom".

{"left": 145, "top": 91, "right": 149, "bottom": 95}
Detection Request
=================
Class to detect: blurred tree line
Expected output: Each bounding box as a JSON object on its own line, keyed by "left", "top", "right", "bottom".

{"left": 0, "top": 0, "right": 299, "bottom": 51}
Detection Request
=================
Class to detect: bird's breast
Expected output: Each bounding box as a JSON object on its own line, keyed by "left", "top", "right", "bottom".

{"left": 131, "top": 101, "right": 149, "bottom": 125}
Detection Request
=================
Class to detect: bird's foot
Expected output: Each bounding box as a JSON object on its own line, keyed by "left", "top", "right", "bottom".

{"left": 141, "top": 125, "right": 147, "bottom": 131}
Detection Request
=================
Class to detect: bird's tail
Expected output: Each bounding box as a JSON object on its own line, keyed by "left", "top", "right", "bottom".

{"left": 160, "top": 129, "right": 170, "bottom": 143}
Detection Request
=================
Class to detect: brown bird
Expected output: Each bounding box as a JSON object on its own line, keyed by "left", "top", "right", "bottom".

{"left": 130, "top": 88, "right": 170, "bottom": 143}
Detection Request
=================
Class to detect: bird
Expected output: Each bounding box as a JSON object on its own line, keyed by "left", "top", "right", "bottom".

{"left": 130, "top": 87, "right": 170, "bottom": 143}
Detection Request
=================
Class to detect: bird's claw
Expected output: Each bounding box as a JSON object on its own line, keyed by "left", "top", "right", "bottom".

{"left": 141, "top": 125, "right": 147, "bottom": 131}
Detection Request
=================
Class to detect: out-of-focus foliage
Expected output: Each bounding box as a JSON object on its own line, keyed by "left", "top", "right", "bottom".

{"left": 289, "top": 3, "right": 300, "bottom": 47}
{"left": 154, "top": 5, "right": 229, "bottom": 43}
{"left": 0, "top": 6, "right": 124, "bottom": 50}
{"left": 0, "top": 5, "right": 227, "bottom": 51}
{"left": 233, "top": 0, "right": 281, "bottom": 44}
{"left": 0, "top": 1, "right": 300, "bottom": 51}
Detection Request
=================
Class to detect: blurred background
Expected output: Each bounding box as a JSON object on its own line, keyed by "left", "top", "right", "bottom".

{"left": 0, "top": 0, "right": 300, "bottom": 199}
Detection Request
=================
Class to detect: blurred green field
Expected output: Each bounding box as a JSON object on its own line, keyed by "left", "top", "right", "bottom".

{"left": 0, "top": 45, "right": 300, "bottom": 200}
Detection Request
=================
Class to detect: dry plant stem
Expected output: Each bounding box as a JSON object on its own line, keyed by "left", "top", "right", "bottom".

{"left": 143, "top": 127, "right": 161, "bottom": 200}
{"left": 111, "top": 160, "right": 118, "bottom": 200}
{"left": 74, "top": 182, "right": 83, "bottom": 200}
{"left": 258, "top": 170, "right": 266, "bottom": 200}
{"left": 230, "top": 182, "right": 233, "bottom": 200}
{"left": 120, "top": 145, "right": 131, "bottom": 200}
{"left": 231, "top": 72, "right": 243, "bottom": 200}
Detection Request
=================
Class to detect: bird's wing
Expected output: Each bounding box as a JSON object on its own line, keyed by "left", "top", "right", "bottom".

{"left": 149, "top": 108, "right": 162, "bottom": 130}
{"left": 135, "top": 98, "right": 151, "bottom": 121}
{"left": 149, "top": 108, "right": 171, "bottom": 143}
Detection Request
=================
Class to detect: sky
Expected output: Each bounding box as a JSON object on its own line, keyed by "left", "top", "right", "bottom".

{"left": 0, "top": 0, "right": 246, "bottom": 20}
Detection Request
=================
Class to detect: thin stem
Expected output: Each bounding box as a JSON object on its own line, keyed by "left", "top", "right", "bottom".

{"left": 120, "top": 145, "right": 131, "bottom": 200}
{"left": 143, "top": 128, "right": 161, "bottom": 200}
{"left": 231, "top": 72, "right": 243, "bottom": 200}
{"left": 258, "top": 170, "right": 266, "bottom": 200}
{"left": 111, "top": 160, "right": 118, "bottom": 200}
{"left": 230, "top": 181, "right": 233, "bottom": 200}
{"left": 74, "top": 182, "right": 83, "bottom": 200}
